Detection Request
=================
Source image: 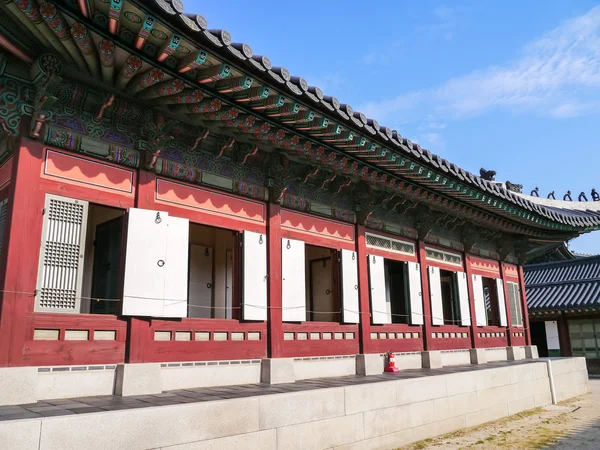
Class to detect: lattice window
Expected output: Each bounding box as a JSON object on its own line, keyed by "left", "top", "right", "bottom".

{"left": 35, "top": 195, "right": 89, "bottom": 313}
{"left": 425, "top": 246, "right": 462, "bottom": 266}
{"left": 506, "top": 281, "right": 523, "bottom": 326}
{"left": 365, "top": 233, "right": 415, "bottom": 256}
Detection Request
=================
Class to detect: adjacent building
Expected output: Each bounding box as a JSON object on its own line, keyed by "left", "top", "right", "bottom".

{"left": 0, "top": 0, "right": 599, "bottom": 395}
{"left": 526, "top": 255, "right": 600, "bottom": 374}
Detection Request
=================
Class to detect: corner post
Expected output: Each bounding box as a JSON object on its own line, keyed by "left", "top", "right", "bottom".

{"left": 267, "top": 202, "right": 283, "bottom": 358}
{"left": 499, "top": 262, "right": 514, "bottom": 347}
{"left": 463, "top": 254, "right": 480, "bottom": 349}
{"left": 356, "top": 225, "right": 371, "bottom": 354}
{"left": 125, "top": 169, "right": 156, "bottom": 363}
{"left": 518, "top": 265, "right": 532, "bottom": 345}
{"left": 0, "top": 138, "right": 45, "bottom": 367}
{"left": 417, "top": 241, "right": 432, "bottom": 351}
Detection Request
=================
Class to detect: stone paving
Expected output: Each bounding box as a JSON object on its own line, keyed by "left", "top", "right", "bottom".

{"left": 0, "top": 359, "right": 540, "bottom": 422}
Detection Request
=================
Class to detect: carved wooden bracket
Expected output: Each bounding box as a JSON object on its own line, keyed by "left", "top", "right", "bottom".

{"left": 460, "top": 223, "right": 480, "bottom": 253}
{"left": 265, "top": 155, "right": 303, "bottom": 204}
{"left": 414, "top": 205, "right": 437, "bottom": 241}
{"left": 189, "top": 127, "right": 210, "bottom": 151}
{"left": 215, "top": 136, "right": 235, "bottom": 159}
{"left": 29, "top": 54, "right": 63, "bottom": 139}
{"left": 352, "top": 184, "right": 377, "bottom": 225}
{"left": 95, "top": 94, "right": 115, "bottom": 122}
{"left": 496, "top": 235, "right": 514, "bottom": 262}
{"left": 232, "top": 143, "right": 259, "bottom": 165}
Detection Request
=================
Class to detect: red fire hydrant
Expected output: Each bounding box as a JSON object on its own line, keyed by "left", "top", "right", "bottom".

{"left": 384, "top": 350, "right": 400, "bottom": 373}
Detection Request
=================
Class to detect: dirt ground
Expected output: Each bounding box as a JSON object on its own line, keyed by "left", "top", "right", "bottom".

{"left": 401, "top": 379, "right": 600, "bottom": 450}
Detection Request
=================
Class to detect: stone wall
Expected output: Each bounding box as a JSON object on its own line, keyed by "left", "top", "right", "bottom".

{"left": 0, "top": 358, "right": 589, "bottom": 450}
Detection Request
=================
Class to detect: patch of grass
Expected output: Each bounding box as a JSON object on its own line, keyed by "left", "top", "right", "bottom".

{"left": 399, "top": 405, "right": 567, "bottom": 450}
{"left": 407, "top": 438, "right": 433, "bottom": 449}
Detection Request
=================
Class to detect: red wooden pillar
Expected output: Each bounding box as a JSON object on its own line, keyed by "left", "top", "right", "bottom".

{"left": 0, "top": 138, "right": 45, "bottom": 366}
{"left": 267, "top": 202, "right": 283, "bottom": 358}
{"left": 417, "top": 241, "right": 432, "bottom": 350}
{"left": 356, "top": 225, "right": 371, "bottom": 354}
{"left": 463, "top": 254, "right": 481, "bottom": 349}
{"left": 125, "top": 169, "right": 156, "bottom": 363}
{"left": 499, "top": 262, "right": 514, "bottom": 347}
{"left": 518, "top": 265, "right": 532, "bottom": 345}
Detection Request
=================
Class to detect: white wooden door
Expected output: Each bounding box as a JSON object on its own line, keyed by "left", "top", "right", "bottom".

{"left": 428, "top": 266, "right": 444, "bottom": 325}
{"left": 496, "top": 279, "right": 508, "bottom": 326}
{"left": 163, "top": 215, "right": 189, "bottom": 318}
{"left": 122, "top": 208, "right": 168, "bottom": 317}
{"left": 369, "top": 255, "right": 390, "bottom": 324}
{"left": 407, "top": 261, "right": 424, "bottom": 325}
{"left": 35, "top": 194, "right": 89, "bottom": 314}
{"left": 188, "top": 245, "right": 213, "bottom": 318}
{"left": 242, "top": 230, "right": 267, "bottom": 321}
{"left": 225, "top": 249, "right": 233, "bottom": 320}
{"left": 456, "top": 271, "right": 471, "bottom": 326}
{"left": 472, "top": 274, "right": 487, "bottom": 326}
{"left": 341, "top": 249, "right": 359, "bottom": 323}
{"left": 282, "top": 238, "right": 306, "bottom": 322}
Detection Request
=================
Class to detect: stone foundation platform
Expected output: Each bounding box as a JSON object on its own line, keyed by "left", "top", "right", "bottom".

{"left": 0, "top": 358, "right": 589, "bottom": 450}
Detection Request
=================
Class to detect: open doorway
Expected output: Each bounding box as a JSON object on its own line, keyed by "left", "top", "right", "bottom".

{"left": 385, "top": 260, "right": 410, "bottom": 324}
{"left": 188, "top": 223, "right": 239, "bottom": 319}
{"left": 482, "top": 277, "right": 501, "bottom": 326}
{"left": 306, "top": 244, "right": 340, "bottom": 322}
{"left": 82, "top": 204, "right": 124, "bottom": 315}
{"left": 440, "top": 269, "right": 461, "bottom": 325}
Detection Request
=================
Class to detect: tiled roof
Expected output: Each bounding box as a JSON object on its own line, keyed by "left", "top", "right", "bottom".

{"left": 132, "top": 0, "right": 600, "bottom": 230}
{"left": 524, "top": 256, "right": 600, "bottom": 312}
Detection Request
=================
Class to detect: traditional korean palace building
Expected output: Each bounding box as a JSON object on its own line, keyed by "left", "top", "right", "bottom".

{"left": 0, "top": 0, "right": 599, "bottom": 396}
{"left": 526, "top": 254, "right": 600, "bottom": 374}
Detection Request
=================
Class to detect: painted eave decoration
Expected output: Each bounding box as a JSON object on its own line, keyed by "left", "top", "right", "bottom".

{"left": 1, "top": 0, "right": 600, "bottom": 239}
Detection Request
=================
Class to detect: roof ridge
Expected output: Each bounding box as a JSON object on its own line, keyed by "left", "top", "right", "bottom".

{"left": 525, "top": 253, "right": 600, "bottom": 270}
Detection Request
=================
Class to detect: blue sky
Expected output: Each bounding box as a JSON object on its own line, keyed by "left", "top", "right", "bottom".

{"left": 187, "top": 1, "right": 600, "bottom": 254}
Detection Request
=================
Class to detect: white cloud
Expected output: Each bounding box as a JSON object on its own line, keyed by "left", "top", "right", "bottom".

{"left": 416, "top": 5, "right": 458, "bottom": 41}
{"left": 358, "top": 6, "right": 600, "bottom": 129}
{"left": 304, "top": 73, "right": 346, "bottom": 96}
{"left": 363, "top": 51, "right": 377, "bottom": 65}
{"left": 361, "top": 41, "right": 404, "bottom": 67}
{"left": 434, "top": 5, "right": 455, "bottom": 19}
